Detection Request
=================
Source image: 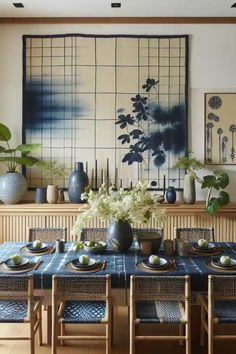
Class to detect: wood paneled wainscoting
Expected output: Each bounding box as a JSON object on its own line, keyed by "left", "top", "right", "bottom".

{"left": 0, "top": 202, "right": 236, "bottom": 243}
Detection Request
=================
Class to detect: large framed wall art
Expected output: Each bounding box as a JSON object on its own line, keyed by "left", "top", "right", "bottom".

{"left": 205, "top": 93, "right": 236, "bottom": 165}
{"left": 23, "top": 34, "right": 189, "bottom": 190}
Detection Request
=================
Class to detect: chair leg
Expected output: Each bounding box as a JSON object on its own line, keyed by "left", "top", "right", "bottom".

{"left": 106, "top": 322, "right": 111, "bottom": 354}
{"left": 208, "top": 320, "right": 214, "bottom": 354}
{"left": 52, "top": 306, "right": 57, "bottom": 354}
{"left": 129, "top": 310, "right": 135, "bottom": 354}
{"left": 200, "top": 303, "right": 206, "bottom": 346}
{"left": 38, "top": 307, "right": 43, "bottom": 346}
{"left": 30, "top": 319, "right": 35, "bottom": 354}
{"left": 47, "top": 305, "right": 52, "bottom": 345}
{"left": 60, "top": 323, "right": 65, "bottom": 346}
{"left": 179, "top": 324, "right": 185, "bottom": 345}
{"left": 185, "top": 322, "right": 191, "bottom": 354}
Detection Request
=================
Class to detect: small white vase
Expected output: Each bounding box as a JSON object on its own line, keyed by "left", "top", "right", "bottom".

{"left": 46, "top": 184, "right": 58, "bottom": 204}
{"left": 183, "top": 174, "right": 196, "bottom": 204}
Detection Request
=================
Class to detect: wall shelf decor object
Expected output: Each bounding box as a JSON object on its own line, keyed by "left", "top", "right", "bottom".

{"left": 23, "top": 34, "right": 188, "bottom": 190}
{"left": 205, "top": 93, "right": 236, "bottom": 165}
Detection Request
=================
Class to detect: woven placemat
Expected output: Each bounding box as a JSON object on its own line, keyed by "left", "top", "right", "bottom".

{"left": 0, "top": 260, "right": 41, "bottom": 274}
{"left": 189, "top": 246, "right": 222, "bottom": 257}
{"left": 136, "top": 261, "right": 175, "bottom": 273}
{"left": 20, "top": 245, "right": 55, "bottom": 256}
{"left": 206, "top": 259, "right": 236, "bottom": 273}
{"left": 65, "top": 261, "right": 103, "bottom": 273}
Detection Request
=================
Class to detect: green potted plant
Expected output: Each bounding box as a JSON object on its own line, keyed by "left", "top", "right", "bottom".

{"left": 174, "top": 154, "right": 230, "bottom": 215}
{"left": 174, "top": 155, "right": 204, "bottom": 204}
{"left": 0, "top": 122, "right": 66, "bottom": 204}
{"left": 201, "top": 170, "right": 230, "bottom": 216}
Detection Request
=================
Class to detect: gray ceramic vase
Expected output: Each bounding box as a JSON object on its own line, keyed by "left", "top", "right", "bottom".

{"left": 0, "top": 172, "right": 27, "bottom": 204}
{"left": 183, "top": 173, "right": 196, "bottom": 204}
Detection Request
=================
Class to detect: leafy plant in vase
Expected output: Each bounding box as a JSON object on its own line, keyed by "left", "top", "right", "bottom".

{"left": 174, "top": 154, "right": 230, "bottom": 215}
{"left": 0, "top": 122, "right": 66, "bottom": 204}
{"left": 174, "top": 155, "right": 204, "bottom": 204}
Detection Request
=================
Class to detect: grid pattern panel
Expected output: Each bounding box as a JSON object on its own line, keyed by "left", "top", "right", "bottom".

{"left": 23, "top": 34, "right": 188, "bottom": 190}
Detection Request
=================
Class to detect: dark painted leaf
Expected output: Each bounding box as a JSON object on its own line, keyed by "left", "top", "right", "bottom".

{"left": 142, "top": 78, "right": 159, "bottom": 92}
{"left": 117, "top": 134, "right": 130, "bottom": 144}
{"left": 122, "top": 152, "right": 143, "bottom": 165}
{"left": 153, "top": 149, "right": 166, "bottom": 167}
{"left": 130, "top": 129, "right": 143, "bottom": 139}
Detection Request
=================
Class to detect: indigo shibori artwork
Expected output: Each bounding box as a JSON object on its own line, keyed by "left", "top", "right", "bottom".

{"left": 23, "top": 34, "right": 188, "bottom": 189}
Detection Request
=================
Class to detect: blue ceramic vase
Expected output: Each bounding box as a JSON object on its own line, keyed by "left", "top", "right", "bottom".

{"left": 166, "top": 186, "right": 176, "bottom": 204}
{"left": 68, "top": 162, "right": 89, "bottom": 203}
{"left": 107, "top": 220, "right": 133, "bottom": 253}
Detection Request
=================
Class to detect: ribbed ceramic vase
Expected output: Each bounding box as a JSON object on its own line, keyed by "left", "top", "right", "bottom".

{"left": 68, "top": 162, "right": 89, "bottom": 203}
{"left": 183, "top": 173, "right": 196, "bottom": 204}
{"left": 46, "top": 184, "right": 58, "bottom": 204}
{"left": 0, "top": 172, "right": 27, "bottom": 204}
{"left": 107, "top": 220, "right": 133, "bottom": 253}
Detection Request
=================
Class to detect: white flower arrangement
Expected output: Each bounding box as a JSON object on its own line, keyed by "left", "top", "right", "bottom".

{"left": 72, "top": 181, "right": 165, "bottom": 237}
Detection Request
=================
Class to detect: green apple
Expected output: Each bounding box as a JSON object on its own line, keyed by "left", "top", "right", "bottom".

{"left": 148, "top": 254, "right": 160, "bottom": 265}
{"left": 85, "top": 240, "right": 96, "bottom": 247}
{"left": 73, "top": 241, "right": 83, "bottom": 252}
{"left": 79, "top": 254, "right": 90, "bottom": 265}
{"left": 197, "top": 239, "right": 208, "bottom": 248}
{"left": 220, "top": 255, "right": 231, "bottom": 266}
{"left": 33, "top": 239, "right": 42, "bottom": 248}
{"left": 10, "top": 254, "right": 22, "bottom": 265}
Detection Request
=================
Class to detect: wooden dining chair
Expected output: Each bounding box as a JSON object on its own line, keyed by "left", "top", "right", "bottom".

{"left": 80, "top": 227, "right": 107, "bottom": 241}
{"left": 174, "top": 227, "right": 215, "bottom": 242}
{"left": 129, "top": 275, "right": 191, "bottom": 354}
{"left": 199, "top": 275, "right": 236, "bottom": 354}
{"left": 0, "top": 274, "right": 44, "bottom": 354}
{"left": 28, "top": 227, "right": 67, "bottom": 243}
{"left": 52, "top": 274, "right": 112, "bottom": 354}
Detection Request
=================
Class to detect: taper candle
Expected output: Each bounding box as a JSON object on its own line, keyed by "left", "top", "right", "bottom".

{"left": 95, "top": 159, "right": 98, "bottom": 190}
{"left": 163, "top": 174, "right": 166, "bottom": 195}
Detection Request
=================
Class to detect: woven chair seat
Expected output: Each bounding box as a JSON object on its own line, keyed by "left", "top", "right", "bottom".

{"left": 214, "top": 300, "right": 236, "bottom": 323}
{"left": 0, "top": 297, "right": 41, "bottom": 323}
{"left": 135, "top": 300, "right": 185, "bottom": 324}
{"left": 62, "top": 300, "right": 107, "bottom": 324}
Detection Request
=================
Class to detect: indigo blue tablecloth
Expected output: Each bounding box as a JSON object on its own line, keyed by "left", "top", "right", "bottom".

{"left": 1, "top": 242, "right": 236, "bottom": 291}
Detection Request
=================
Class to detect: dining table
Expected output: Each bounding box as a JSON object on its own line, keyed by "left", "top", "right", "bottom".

{"left": 1, "top": 240, "right": 236, "bottom": 344}
{"left": 1, "top": 240, "right": 236, "bottom": 291}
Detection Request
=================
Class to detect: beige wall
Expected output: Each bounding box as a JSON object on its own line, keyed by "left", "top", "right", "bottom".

{"left": 0, "top": 23, "right": 236, "bottom": 201}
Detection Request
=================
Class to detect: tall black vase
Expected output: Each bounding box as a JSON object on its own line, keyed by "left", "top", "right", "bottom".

{"left": 107, "top": 220, "right": 133, "bottom": 253}
{"left": 68, "top": 162, "right": 89, "bottom": 203}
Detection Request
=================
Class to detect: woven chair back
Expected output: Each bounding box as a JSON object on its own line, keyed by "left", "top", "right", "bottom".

{"left": 28, "top": 227, "right": 67, "bottom": 242}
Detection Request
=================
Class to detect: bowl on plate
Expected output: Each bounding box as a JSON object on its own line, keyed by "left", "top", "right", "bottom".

{"left": 83, "top": 240, "right": 107, "bottom": 254}
{"left": 134, "top": 229, "right": 163, "bottom": 256}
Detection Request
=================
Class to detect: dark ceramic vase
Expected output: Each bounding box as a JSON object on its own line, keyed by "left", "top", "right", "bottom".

{"left": 107, "top": 220, "right": 133, "bottom": 253}
{"left": 68, "top": 162, "right": 89, "bottom": 203}
{"left": 166, "top": 186, "right": 176, "bottom": 204}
